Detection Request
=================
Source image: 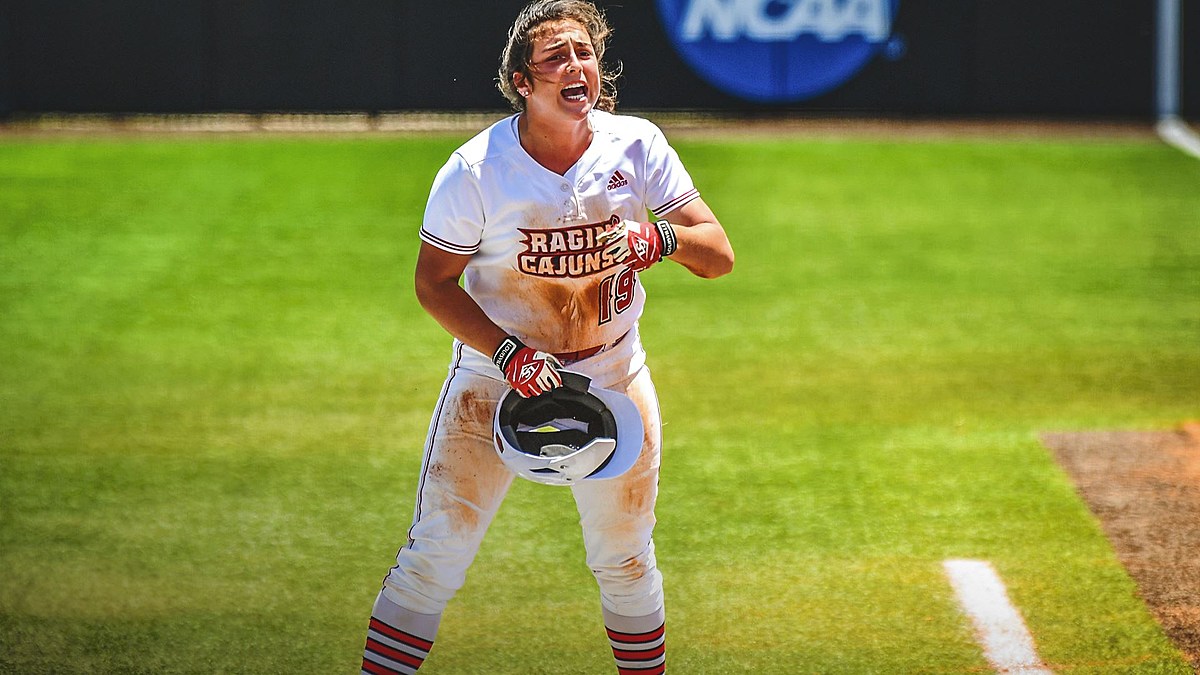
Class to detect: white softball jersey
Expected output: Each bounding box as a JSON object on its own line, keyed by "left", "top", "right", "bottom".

{"left": 419, "top": 110, "right": 700, "bottom": 361}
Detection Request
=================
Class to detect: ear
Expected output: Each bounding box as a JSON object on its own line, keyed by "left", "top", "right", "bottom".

{"left": 513, "top": 72, "right": 530, "bottom": 97}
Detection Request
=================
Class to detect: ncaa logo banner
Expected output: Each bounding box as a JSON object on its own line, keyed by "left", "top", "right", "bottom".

{"left": 654, "top": 0, "right": 900, "bottom": 103}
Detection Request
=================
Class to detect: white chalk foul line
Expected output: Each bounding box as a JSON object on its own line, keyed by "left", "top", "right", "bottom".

{"left": 1157, "top": 115, "right": 1200, "bottom": 160}
{"left": 943, "top": 559, "right": 1053, "bottom": 674}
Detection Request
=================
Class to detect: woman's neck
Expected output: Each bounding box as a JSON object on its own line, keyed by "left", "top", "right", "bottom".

{"left": 518, "top": 112, "right": 593, "bottom": 176}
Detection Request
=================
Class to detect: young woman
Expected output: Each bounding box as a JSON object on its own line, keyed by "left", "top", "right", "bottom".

{"left": 361, "top": 2, "right": 733, "bottom": 673}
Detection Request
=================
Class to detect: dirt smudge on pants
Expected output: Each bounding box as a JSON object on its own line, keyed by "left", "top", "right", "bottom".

{"left": 426, "top": 386, "right": 509, "bottom": 534}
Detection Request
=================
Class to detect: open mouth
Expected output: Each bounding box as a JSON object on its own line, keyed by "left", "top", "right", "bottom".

{"left": 561, "top": 84, "right": 588, "bottom": 102}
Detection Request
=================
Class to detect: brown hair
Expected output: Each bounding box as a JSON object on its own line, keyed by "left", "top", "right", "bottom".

{"left": 497, "top": 0, "right": 620, "bottom": 112}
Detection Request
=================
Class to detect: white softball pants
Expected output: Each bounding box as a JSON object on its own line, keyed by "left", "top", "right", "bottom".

{"left": 380, "top": 330, "right": 664, "bottom": 620}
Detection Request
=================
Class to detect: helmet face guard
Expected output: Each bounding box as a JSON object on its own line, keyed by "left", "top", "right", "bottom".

{"left": 493, "top": 371, "right": 644, "bottom": 486}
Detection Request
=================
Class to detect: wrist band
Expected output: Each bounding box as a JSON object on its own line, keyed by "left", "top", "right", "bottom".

{"left": 493, "top": 335, "right": 525, "bottom": 370}
{"left": 655, "top": 219, "right": 678, "bottom": 257}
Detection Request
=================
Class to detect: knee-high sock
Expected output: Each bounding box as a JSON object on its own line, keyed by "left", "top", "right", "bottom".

{"left": 362, "top": 590, "right": 441, "bottom": 674}
{"left": 604, "top": 606, "right": 666, "bottom": 674}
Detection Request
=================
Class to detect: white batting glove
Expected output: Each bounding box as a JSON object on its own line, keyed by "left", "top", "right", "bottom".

{"left": 493, "top": 336, "right": 563, "bottom": 398}
{"left": 599, "top": 219, "right": 678, "bottom": 272}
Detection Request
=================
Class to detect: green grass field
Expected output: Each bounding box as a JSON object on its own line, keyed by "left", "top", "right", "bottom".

{"left": 2, "top": 127, "right": 1198, "bottom": 673}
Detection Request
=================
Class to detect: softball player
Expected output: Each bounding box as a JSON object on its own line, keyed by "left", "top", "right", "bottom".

{"left": 361, "top": 2, "right": 734, "bottom": 673}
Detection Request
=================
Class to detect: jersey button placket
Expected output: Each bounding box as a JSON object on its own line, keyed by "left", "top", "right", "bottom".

{"left": 561, "top": 182, "right": 580, "bottom": 221}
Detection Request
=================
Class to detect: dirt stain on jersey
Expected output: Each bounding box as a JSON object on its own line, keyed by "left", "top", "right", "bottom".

{"left": 502, "top": 269, "right": 608, "bottom": 353}
{"left": 561, "top": 276, "right": 604, "bottom": 340}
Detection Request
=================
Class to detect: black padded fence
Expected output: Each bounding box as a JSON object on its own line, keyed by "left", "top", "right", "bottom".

{"left": 0, "top": 0, "right": 1195, "bottom": 118}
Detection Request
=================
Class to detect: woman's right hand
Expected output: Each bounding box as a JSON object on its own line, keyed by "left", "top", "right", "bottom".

{"left": 493, "top": 336, "right": 563, "bottom": 398}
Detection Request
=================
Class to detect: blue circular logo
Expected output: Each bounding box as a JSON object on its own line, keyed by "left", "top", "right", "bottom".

{"left": 654, "top": 0, "right": 900, "bottom": 103}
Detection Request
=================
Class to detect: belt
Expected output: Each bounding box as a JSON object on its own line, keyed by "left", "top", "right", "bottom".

{"left": 552, "top": 331, "right": 628, "bottom": 364}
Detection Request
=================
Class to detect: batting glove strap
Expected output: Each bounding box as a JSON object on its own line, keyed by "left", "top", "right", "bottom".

{"left": 654, "top": 219, "right": 678, "bottom": 257}
{"left": 493, "top": 335, "right": 525, "bottom": 371}
{"left": 494, "top": 336, "right": 563, "bottom": 398}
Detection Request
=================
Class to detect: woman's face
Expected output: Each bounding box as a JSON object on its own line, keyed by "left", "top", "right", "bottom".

{"left": 516, "top": 19, "right": 601, "bottom": 122}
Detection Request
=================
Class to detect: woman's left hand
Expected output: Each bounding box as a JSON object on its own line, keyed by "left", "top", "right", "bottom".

{"left": 599, "top": 219, "right": 675, "bottom": 272}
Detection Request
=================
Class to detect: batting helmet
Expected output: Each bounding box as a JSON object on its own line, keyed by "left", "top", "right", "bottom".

{"left": 493, "top": 371, "right": 644, "bottom": 486}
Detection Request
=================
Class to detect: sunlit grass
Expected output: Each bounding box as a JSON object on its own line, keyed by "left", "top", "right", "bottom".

{"left": 2, "top": 132, "right": 1196, "bottom": 672}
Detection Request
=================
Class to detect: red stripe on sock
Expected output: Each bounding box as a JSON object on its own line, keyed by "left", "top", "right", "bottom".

{"left": 366, "top": 638, "right": 424, "bottom": 668}
{"left": 369, "top": 618, "right": 434, "bottom": 651}
{"left": 613, "top": 643, "right": 666, "bottom": 661}
{"left": 361, "top": 657, "right": 401, "bottom": 675}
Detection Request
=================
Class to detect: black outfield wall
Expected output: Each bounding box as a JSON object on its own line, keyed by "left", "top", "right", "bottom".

{"left": 0, "top": 0, "right": 1195, "bottom": 117}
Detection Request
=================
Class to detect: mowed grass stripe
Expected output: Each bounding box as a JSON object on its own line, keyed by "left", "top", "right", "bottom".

{"left": 1, "top": 134, "right": 1196, "bottom": 673}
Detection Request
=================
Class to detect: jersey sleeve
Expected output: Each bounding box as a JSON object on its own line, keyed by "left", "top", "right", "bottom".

{"left": 642, "top": 124, "right": 701, "bottom": 219}
{"left": 419, "top": 152, "right": 484, "bottom": 255}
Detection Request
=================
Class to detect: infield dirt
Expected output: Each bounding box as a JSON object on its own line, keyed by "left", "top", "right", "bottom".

{"left": 1043, "top": 424, "right": 1200, "bottom": 668}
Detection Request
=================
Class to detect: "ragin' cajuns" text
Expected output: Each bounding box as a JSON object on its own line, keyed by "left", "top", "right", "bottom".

{"left": 517, "top": 215, "right": 623, "bottom": 278}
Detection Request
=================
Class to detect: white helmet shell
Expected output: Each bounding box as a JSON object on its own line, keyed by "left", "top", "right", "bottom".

{"left": 493, "top": 371, "right": 644, "bottom": 486}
